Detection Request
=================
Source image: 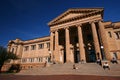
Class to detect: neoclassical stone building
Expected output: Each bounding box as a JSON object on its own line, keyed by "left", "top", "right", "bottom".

{"left": 4, "top": 8, "right": 120, "bottom": 70}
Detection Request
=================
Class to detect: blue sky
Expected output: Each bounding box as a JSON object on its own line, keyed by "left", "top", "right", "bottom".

{"left": 0, "top": 0, "right": 120, "bottom": 47}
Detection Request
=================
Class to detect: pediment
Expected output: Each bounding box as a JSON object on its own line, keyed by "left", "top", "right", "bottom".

{"left": 48, "top": 8, "right": 104, "bottom": 26}
{"left": 59, "top": 13, "right": 84, "bottom": 21}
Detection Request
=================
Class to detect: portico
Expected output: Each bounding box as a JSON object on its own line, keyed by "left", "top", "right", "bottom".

{"left": 48, "top": 8, "right": 106, "bottom": 63}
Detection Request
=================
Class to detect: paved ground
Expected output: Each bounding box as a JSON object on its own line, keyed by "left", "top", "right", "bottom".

{"left": 0, "top": 75, "right": 120, "bottom": 80}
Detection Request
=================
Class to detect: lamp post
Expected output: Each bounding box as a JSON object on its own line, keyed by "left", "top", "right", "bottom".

{"left": 49, "top": 50, "right": 52, "bottom": 63}
{"left": 101, "top": 46, "right": 106, "bottom": 60}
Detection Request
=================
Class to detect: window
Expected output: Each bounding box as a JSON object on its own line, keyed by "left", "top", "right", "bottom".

{"left": 12, "top": 48, "right": 14, "bottom": 53}
{"left": 115, "top": 31, "right": 120, "bottom": 39}
{"left": 29, "top": 58, "right": 34, "bottom": 62}
{"left": 22, "top": 59, "right": 27, "bottom": 63}
{"left": 38, "top": 44, "right": 44, "bottom": 49}
{"left": 24, "top": 46, "right": 29, "bottom": 51}
{"left": 46, "top": 42, "right": 50, "bottom": 48}
{"left": 45, "top": 57, "right": 49, "bottom": 62}
{"left": 31, "top": 45, "right": 36, "bottom": 50}
{"left": 108, "top": 31, "right": 112, "bottom": 38}
{"left": 38, "top": 57, "right": 43, "bottom": 62}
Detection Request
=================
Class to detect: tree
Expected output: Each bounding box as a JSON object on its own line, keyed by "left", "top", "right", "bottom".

{"left": 0, "top": 46, "right": 18, "bottom": 72}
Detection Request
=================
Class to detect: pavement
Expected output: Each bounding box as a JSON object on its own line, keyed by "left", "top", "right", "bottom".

{"left": 0, "top": 75, "right": 120, "bottom": 80}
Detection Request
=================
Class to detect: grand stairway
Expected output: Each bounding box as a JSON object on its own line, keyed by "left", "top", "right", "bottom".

{"left": 17, "top": 63, "right": 120, "bottom": 76}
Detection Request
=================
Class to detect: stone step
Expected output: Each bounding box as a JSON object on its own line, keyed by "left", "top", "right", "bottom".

{"left": 17, "top": 63, "right": 120, "bottom": 76}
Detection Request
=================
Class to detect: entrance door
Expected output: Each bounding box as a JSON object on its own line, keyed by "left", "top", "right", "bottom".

{"left": 64, "top": 51, "right": 66, "bottom": 63}
{"left": 88, "top": 50, "right": 96, "bottom": 62}
{"left": 74, "top": 51, "right": 80, "bottom": 63}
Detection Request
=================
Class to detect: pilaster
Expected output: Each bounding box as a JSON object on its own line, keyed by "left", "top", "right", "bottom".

{"left": 98, "top": 21, "right": 110, "bottom": 60}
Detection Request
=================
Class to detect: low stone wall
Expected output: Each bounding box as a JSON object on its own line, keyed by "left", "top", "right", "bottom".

{"left": 21, "top": 63, "right": 45, "bottom": 70}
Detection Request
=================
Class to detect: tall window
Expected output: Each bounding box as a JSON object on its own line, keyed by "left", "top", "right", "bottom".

{"left": 24, "top": 46, "right": 29, "bottom": 51}
{"left": 31, "top": 45, "right": 36, "bottom": 50}
{"left": 115, "top": 31, "right": 120, "bottom": 39}
{"left": 38, "top": 57, "right": 43, "bottom": 62}
{"left": 38, "top": 43, "right": 44, "bottom": 49}
{"left": 29, "top": 58, "right": 34, "bottom": 62}
{"left": 22, "top": 59, "right": 27, "bottom": 63}
{"left": 108, "top": 31, "right": 112, "bottom": 38}
{"left": 12, "top": 48, "right": 14, "bottom": 53}
{"left": 46, "top": 42, "right": 50, "bottom": 48}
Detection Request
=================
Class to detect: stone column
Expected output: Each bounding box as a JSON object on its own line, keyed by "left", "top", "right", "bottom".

{"left": 77, "top": 25, "right": 86, "bottom": 62}
{"left": 98, "top": 21, "right": 109, "bottom": 60}
{"left": 55, "top": 30, "right": 59, "bottom": 62}
{"left": 50, "top": 31, "right": 54, "bottom": 62}
{"left": 65, "top": 27, "right": 70, "bottom": 62}
{"left": 91, "top": 22, "right": 102, "bottom": 59}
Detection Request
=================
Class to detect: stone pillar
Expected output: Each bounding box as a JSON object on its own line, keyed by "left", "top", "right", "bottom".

{"left": 50, "top": 31, "right": 54, "bottom": 62}
{"left": 77, "top": 25, "right": 86, "bottom": 62}
{"left": 91, "top": 22, "right": 102, "bottom": 59}
{"left": 54, "top": 30, "right": 59, "bottom": 62}
{"left": 98, "top": 21, "right": 109, "bottom": 60}
{"left": 65, "top": 27, "right": 71, "bottom": 62}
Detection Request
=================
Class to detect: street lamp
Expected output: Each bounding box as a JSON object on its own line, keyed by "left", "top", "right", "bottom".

{"left": 49, "top": 50, "right": 52, "bottom": 63}
{"left": 101, "top": 46, "right": 106, "bottom": 60}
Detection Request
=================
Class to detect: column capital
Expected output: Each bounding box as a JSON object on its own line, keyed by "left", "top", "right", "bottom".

{"left": 76, "top": 24, "right": 82, "bottom": 27}
{"left": 96, "top": 19, "right": 103, "bottom": 23}
{"left": 50, "top": 29, "right": 59, "bottom": 33}
{"left": 50, "top": 30, "right": 54, "bottom": 33}
{"left": 55, "top": 29, "right": 59, "bottom": 32}
{"left": 89, "top": 19, "right": 103, "bottom": 24}
{"left": 89, "top": 21, "right": 95, "bottom": 24}
{"left": 64, "top": 27, "right": 69, "bottom": 30}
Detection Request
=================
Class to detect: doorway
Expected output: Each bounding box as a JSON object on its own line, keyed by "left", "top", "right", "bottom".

{"left": 74, "top": 51, "right": 80, "bottom": 63}
{"left": 88, "top": 50, "right": 96, "bottom": 62}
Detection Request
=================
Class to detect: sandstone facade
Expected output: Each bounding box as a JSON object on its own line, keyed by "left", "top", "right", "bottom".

{"left": 4, "top": 8, "right": 120, "bottom": 70}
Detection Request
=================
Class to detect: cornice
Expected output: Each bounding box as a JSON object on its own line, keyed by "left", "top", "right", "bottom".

{"left": 23, "top": 37, "right": 50, "bottom": 45}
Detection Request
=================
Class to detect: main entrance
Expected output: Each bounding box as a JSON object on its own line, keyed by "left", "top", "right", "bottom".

{"left": 74, "top": 51, "right": 80, "bottom": 63}
{"left": 49, "top": 8, "right": 104, "bottom": 64}
{"left": 58, "top": 23, "right": 97, "bottom": 63}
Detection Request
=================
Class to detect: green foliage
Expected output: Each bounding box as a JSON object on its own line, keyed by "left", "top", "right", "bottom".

{"left": 8, "top": 64, "right": 21, "bottom": 73}
{"left": 0, "top": 46, "right": 19, "bottom": 72}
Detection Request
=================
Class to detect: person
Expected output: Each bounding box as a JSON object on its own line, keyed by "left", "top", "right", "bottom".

{"left": 96, "top": 58, "right": 102, "bottom": 66}
{"left": 81, "top": 59, "right": 84, "bottom": 64}
{"left": 111, "top": 57, "right": 118, "bottom": 64}
{"left": 103, "top": 62, "right": 110, "bottom": 70}
{"left": 44, "top": 61, "right": 47, "bottom": 67}
{"left": 73, "top": 64, "right": 78, "bottom": 69}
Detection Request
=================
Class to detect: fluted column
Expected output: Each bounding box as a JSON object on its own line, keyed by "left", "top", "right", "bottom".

{"left": 77, "top": 25, "right": 86, "bottom": 62}
{"left": 98, "top": 21, "right": 109, "bottom": 59}
{"left": 65, "top": 27, "right": 70, "bottom": 62}
{"left": 91, "top": 22, "right": 102, "bottom": 59}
